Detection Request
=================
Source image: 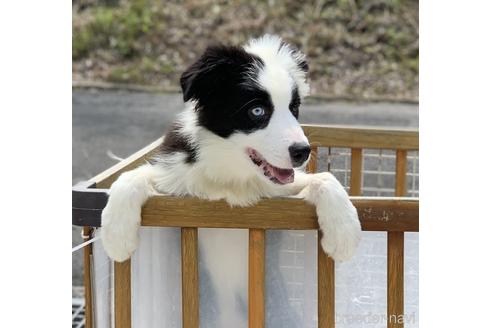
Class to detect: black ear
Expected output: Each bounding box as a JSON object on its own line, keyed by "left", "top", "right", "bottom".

{"left": 179, "top": 46, "right": 219, "bottom": 102}
{"left": 180, "top": 45, "right": 262, "bottom": 103}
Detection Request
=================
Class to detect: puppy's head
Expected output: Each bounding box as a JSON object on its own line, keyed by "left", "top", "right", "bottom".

{"left": 181, "top": 35, "right": 310, "bottom": 185}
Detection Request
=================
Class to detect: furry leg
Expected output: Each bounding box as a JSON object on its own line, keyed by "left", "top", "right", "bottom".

{"left": 101, "top": 164, "right": 158, "bottom": 262}
{"left": 296, "top": 172, "right": 362, "bottom": 261}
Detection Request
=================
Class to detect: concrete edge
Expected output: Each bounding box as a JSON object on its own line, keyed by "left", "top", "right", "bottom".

{"left": 72, "top": 80, "right": 419, "bottom": 105}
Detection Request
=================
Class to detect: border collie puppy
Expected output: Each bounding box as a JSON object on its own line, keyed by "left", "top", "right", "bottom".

{"left": 101, "top": 35, "right": 361, "bottom": 326}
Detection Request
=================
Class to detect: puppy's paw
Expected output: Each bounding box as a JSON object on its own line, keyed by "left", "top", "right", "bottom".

{"left": 304, "top": 175, "right": 362, "bottom": 261}
{"left": 319, "top": 205, "right": 361, "bottom": 261}
{"left": 100, "top": 204, "right": 141, "bottom": 262}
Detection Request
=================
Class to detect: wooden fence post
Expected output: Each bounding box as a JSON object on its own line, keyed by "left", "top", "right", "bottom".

{"left": 387, "top": 149, "right": 407, "bottom": 328}
{"left": 114, "top": 259, "right": 132, "bottom": 328}
{"left": 249, "top": 229, "right": 266, "bottom": 328}
{"left": 182, "top": 227, "right": 199, "bottom": 328}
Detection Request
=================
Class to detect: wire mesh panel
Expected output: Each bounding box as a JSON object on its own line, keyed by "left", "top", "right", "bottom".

{"left": 406, "top": 151, "right": 419, "bottom": 198}
{"left": 266, "top": 230, "right": 318, "bottom": 328}
{"left": 72, "top": 298, "right": 86, "bottom": 328}
{"left": 313, "top": 147, "right": 419, "bottom": 197}
{"left": 361, "top": 149, "right": 396, "bottom": 197}
{"left": 273, "top": 146, "right": 420, "bottom": 328}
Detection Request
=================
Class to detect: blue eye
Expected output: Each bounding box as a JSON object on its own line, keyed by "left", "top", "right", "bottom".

{"left": 250, "top": 107, "right": 265, "bottom": 117}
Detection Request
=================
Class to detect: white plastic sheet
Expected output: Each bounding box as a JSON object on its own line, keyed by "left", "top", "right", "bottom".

{"left": 92, "top": 232, "right": 112, "bottom": 328}
{"left": 91, "top": 228, "right": 419, "bottom": 327}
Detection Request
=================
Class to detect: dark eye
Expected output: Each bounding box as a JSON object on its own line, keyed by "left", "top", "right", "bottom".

{"left": 289, "top": 88, "right": 301, "bottom": 119}
{"left": 249, "top": 107, "right": 265, "bottom": 118}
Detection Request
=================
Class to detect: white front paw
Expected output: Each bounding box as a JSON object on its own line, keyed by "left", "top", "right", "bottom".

{"left": 302, "top": 177, "right": 362, "bottom": 261}
{"left": 319, "top": 205, "right": 361, "bottom": 261}
{"left": 100, "top": 204, "right": 141, "bottom": 262}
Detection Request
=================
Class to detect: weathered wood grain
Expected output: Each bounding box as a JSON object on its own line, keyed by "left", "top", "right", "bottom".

{"left": 302, "top": 125, "right": 418, "bottom": 150}
{"left": 83, "top": 227, "right": 93, "bottom": 328}
{"left": 318, "top": 241, "right": 335, "bottom": 328}
{"left": 387, "top": 149, "right": 407, "bottom": 328}
{"left": 114, "top": 259, "right": 131, "bottom": 328}
{"left": 248, "top": 229, "right": 265, "bottom": 328}
{"left": 140, "top": 196, "right": 418, "bottom": 232}
{"left": 350, "top": 148, "right": 363, "bottom": 196}
{"left": 92, "top": 137, "right": 163, "bottom": 189}
{"left": 181, "top": 227, "right": 199, "bottom": 328}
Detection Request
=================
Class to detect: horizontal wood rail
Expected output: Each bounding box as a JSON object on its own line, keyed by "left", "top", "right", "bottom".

{"left": 90, "top": 137, "right": 163, "bottom": 189}
{"left": 141, "top": 196, "right": 418, "bottom": 232}
{"left": 73, "top": 191, "right": 418, "bottom": 232}
{"left": 302, "top": 124, "right": 418, "bottom": 150}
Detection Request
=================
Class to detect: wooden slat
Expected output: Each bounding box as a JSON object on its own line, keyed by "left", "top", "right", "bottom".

{"left": 387, "top": 150, "right": 407, "bottom": 328}
{"left": 114, "top": 259, "right": 131, "bottom": 328}
{"left": 395, "top": 150, "right": 407, "bottom": 197}
{"left": 141, "top": 196, "right": 418, "bottom": 231}
{"left": 387, "top": 232, "right": 404, "bottom": 328}
{"left": 83, "top": 227, "right": 93, "bottom": 328}
{"left": 249, "top": 229, "right": 265, "bottom": 328}
{"left": 92, "top": 137, "right": 163, "bottom": 188}
{"left": 318, "top": 145, "right": 363, "bottom": 327}
{"left": 307, "top": 146, "right": 318, "bottom": 174}
{"left": 318, "top": 241, "right": 335, "bottom": 328}
{"left": 302, "top": 125, "right": 418, "bottom": 150}
{"left": 309, "top": 145, "right": 336, "bottom": 328}
{"left": 181, "top": 227, "right": 199, "bottom": 328}
{"left": 350, "top": 148, "right": 363, "bottom": 196}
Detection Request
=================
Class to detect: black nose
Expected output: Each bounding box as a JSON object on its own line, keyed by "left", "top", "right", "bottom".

{"left": 289, "top": 143, "right": 311, "bottom": 167}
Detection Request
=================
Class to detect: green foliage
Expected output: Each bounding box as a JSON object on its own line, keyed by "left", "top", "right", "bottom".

{"left": 73, "top": 0, "right": 419, "bottom": 100}
{"left": 73, "top": 0, "right": 154, "bottom": 59}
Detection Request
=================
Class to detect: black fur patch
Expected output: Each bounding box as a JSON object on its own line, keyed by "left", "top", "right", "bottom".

{"left": 289, "top": 87, "right": 301, "bottom": 119}
{"left": 297, "top": 58, "right": 309, "bottom": 73}
{"left": 180, "top": 45, "right": 274, "bottom": 138}
{"left": 159, "top": 123, "right": 197, "bottom": 163}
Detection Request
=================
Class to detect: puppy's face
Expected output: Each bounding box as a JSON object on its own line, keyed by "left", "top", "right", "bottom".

{"left": 180, "top": 35, "right": 310, "bottom": 185}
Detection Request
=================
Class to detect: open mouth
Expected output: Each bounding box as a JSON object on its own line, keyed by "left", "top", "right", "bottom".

{"left": 247, "top": 148, "right": 294, "bottom": 185}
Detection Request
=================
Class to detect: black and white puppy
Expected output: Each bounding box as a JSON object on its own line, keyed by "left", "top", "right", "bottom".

{"left": 101, "top": 35, "right": 361, "bottom": 326}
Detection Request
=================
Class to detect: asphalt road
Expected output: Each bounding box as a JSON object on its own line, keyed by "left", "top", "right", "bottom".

{"left": 72, "top": 88, "right": 418, "bottom": 289}
{"left": 73, "top": 89, "right": 417, "bottom": 185}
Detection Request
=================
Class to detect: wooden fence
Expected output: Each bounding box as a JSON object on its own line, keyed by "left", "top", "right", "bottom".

{"left": 74, "top": 124, "right": 419, "bottom": 328}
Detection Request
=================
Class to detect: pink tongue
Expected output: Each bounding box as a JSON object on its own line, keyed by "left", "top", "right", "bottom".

{"left": 272, "top": 167, "right": 294, "bottom": 184}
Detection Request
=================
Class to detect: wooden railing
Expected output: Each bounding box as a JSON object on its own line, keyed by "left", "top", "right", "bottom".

{"left": 75, "top": 124, "right": 419, "bottom": 328}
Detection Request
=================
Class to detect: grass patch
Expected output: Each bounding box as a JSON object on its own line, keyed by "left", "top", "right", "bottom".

{"left": 73, "top": 0, "right": 155, "bottom": 60}
{"left": 73, "top": 0, "right": 418, "bottom": 100}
